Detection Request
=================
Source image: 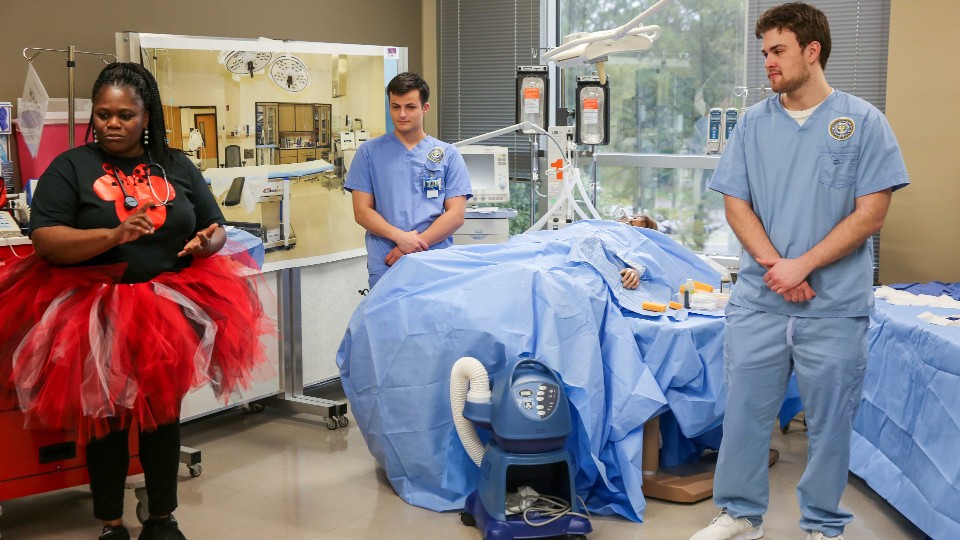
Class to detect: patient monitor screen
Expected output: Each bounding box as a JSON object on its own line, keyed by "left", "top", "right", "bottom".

{"left": 460, "top": 146, "right": 509, "bottom": 204}
{"left": 463, "top": 153, "right": 496, "bottom": 190}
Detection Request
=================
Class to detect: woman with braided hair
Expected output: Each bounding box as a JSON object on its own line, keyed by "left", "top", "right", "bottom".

{"left": 0, "top": 62, "right": 273, "bottom": 539}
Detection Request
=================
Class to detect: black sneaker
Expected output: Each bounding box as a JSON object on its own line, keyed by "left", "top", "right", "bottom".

{"left": 138, "top": 516, "right": 187, "bottom": 540}
{"left": 99, "top": 525, "right": 131, "bottom": 539}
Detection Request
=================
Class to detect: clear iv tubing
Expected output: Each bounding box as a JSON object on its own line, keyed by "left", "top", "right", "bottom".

{"left": 527, "top": 166, "right": 598, "bottom": 232}
{"left": 563, "top": 139, "right": 602, "bottom": 219}
{"left": 454, "top": 122, "right": 600, "bottom": 232}
{"left": 525, "top": 129, "right": 602, "bottom": 233}
{"left": 564, "top": 140, "right": 603, "bottom": 221}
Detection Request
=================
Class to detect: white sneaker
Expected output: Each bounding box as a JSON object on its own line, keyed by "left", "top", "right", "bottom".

{"left": 690, "top": 512, "right": 764, "bottom": 540}
{"left": 807, "top": 532, "right": 843, "bottom": 540}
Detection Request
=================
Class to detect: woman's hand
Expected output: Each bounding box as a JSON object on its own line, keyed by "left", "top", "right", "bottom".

{"left": 620, "top": 268, "right": 640, "bottom": 289}
{"left": 114, "top": 203, "right": 154, "bottom": 245}
{"left": 179, "top": 223, "right": 219, "bottom": 257}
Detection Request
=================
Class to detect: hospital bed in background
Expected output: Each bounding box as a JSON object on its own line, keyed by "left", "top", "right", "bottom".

{"left": 850, "top": 286, "right": 960, "bottom": 539}
{"left": 338, "top": 221, "right": 751, "bottom": 521}
{"left": 203, "top": 160, "right": 334, "bottom": 252}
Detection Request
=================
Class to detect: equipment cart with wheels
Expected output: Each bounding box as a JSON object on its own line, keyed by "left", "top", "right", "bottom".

{"left": 0, "top": 408, "right": 143, "bottom": 539}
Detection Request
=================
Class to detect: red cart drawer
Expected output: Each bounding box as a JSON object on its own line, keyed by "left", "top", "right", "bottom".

{"left": 0, "top": 409, "right": 142, "bottom": 501}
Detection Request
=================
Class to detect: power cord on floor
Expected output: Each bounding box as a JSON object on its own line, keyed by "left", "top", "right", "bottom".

{"left": 507, "top": 486, "right": 591, "bottom": 527}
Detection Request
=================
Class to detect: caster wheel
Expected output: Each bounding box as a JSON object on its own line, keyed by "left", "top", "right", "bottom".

{"left": 136, "top": 502, "right": 149, "bottom": 524}
{"left": 325, "top": 417, "right": 338, "bottom": 430}
{"left": 242, "top": 403, "right": 266, "bottom": 414}
{"left": 188, "top": 464, "right": 202, "bottom": 477}
{"left": 459, "top": 512, "right": 476, "bottom": 527}
{"left": 337, "top": 415, "right": 349, "bottom": 427}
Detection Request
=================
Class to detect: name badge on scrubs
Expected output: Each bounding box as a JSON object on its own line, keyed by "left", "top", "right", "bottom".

{"left": 423, "top": 176, "right": 443, "bottom": 199}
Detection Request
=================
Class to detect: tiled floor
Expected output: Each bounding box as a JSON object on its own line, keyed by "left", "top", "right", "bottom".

{"left": 0, "top": 407, "right": 927, "bottom": 540}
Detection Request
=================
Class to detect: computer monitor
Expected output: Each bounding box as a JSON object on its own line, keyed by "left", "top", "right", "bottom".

{"left": 459, "top": 145, "right": 510, "bottom": 204}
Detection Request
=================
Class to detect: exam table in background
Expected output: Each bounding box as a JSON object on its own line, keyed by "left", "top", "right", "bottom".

{"left": 203, "top": 160, "right": 334, "bottom": 252}
{"left": 850, "top": 286, "right": 960, "bottom": 539}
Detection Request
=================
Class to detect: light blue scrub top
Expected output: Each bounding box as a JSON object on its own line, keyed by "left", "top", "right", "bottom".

{"left": 709, "top": 91, "right": 909, "bottom": 317}
{"left": 345, "top": 133, "right": 472, "bottom": 278}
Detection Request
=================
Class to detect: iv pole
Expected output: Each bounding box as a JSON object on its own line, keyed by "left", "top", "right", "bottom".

{"left": 22, "top": 46, "right": 117, "bottom": 149}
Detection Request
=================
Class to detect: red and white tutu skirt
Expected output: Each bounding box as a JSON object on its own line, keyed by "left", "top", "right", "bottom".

{"left": 0, "top": 253, "right": 275, "bottom": 441}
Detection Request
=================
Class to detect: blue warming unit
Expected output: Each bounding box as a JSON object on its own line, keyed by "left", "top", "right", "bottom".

{"left": 459, "top": 359, "right": 591, "bottom": 540}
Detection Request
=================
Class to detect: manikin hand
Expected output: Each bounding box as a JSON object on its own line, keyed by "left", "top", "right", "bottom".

{"left": 620, "top": 268, "right": 640, "bottom": 290}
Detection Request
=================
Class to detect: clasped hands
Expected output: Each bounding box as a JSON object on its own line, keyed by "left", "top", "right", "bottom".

{"left": 385, "top": 229, "right": 428, "bottom": 266}
{"left": 756, "top": 256, "right": 816, "bottom": 303}
{"left": 623, "top": 258, "right": 814, "bottom": 302}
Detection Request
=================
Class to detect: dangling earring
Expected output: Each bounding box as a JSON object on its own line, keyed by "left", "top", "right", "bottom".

{"left": 93, "top": 131, "right": 99, "bottom": 143}
{"left": 143, "top": 128, "right": 149, "bottom": 145}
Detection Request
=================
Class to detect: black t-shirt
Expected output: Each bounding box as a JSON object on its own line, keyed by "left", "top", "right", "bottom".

{"left": 30, "top": 143, "right": 225, "bottom": 283}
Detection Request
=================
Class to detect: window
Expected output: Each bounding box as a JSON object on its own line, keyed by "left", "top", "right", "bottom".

{"left": 438, "top": 1, "right": 891, "bottom": 254}
{"left": 745, "top": 1, "right": 891, "bottom": 111}
{"left": 437, "top": 0, "right": 542, "bottom": 233}
{"left": 558, "top": 0, "right": 890, "bottom": 261}
{"left": 559, "top": 0, "right": 747, "bottom": 255}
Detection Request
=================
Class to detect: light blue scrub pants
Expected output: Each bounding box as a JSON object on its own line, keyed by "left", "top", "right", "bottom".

{"left": 714, "top": 304, "right": 869, "bottom": 537}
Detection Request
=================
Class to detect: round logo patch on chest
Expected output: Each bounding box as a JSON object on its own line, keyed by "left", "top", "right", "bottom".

{"left": 427, "top": 147, "right": 444, "bottom": 163}
{"left": 829, "top": 117, "right": 855, "bottom": 141}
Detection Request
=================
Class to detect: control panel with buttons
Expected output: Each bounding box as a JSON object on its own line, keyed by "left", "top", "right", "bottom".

{"left": 515, "top": 381, "right": 559, "bottom": 420}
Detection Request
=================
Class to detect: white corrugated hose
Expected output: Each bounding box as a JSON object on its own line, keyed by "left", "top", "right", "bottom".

{"left": 450, "top": 356, "right": 492, "bottom": 467}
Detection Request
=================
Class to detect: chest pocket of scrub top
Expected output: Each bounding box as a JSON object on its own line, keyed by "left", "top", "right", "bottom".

{"left": 817, "top": 146, "right": 859, "bottom": 188}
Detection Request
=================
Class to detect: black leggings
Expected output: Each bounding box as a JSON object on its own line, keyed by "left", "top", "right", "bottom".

{"left": 86, "top": 422, "right": 180, "bottom": 521}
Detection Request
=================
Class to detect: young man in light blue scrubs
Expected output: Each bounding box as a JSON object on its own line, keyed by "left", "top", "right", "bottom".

{"left": 345, "top": 72, "right": 472, "bottom": 288}
{"left": 691, "top": 4, "right": 909, "bottom": 540}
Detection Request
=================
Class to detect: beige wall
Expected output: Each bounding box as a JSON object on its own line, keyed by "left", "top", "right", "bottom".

{"left": 421, "top": 0, "right": 438, "bottom": 136}
{"left": 880, "top": 0, "right": 960, "bottom": 283}
{"left": 0, "top": 0, "right": 422, "bottom": 106}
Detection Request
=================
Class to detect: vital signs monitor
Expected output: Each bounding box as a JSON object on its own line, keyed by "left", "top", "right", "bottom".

{"left": 459, "top": 145, "right": 510, "bottom": 204}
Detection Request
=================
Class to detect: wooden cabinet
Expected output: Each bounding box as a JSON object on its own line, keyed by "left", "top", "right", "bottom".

{"left": 260, "top": 101, "right": 332, "bottom": 163}
{"left": 278, "top": 104, "right": 296, "bottom": 132}
{"left": 278, "top": 149, "right": 299, "bottom": 164}
{"left": 279, "top": 104, "right": 313, "bottom": 132}
{"left": 295, "top": 104, "right": 314, "bottom": 132}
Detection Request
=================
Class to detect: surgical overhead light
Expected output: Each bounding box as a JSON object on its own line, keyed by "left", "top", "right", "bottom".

{"left": 540, "top": 0, "right": 669, "bottom": 68}
{"left": 219, "top": 50, "right": 273, "bottom": 78}
{"left": 269, "top": 55, "right": 311, "bottom": 92}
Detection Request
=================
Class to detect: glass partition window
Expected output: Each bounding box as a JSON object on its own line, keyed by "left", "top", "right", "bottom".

{"left": 558, "top": 0, "right": 746, "bottom": 255}
{"left": 134, "top": 33, "right": 404, "bottom": 269}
